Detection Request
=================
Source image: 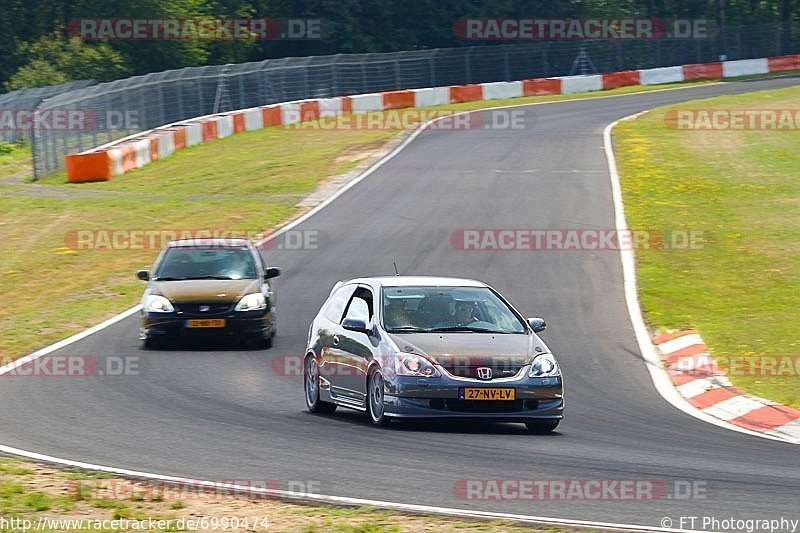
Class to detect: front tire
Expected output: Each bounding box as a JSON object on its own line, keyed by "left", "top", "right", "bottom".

{"left": 305, "top": 356, "right": 336, "bottom": 414}
{"left": 367, "top": 369, "right": 390, "bottom": 426}
{"left": 142, "top": 337, "right": 161, "bottom": 350}
{"left": 525, "top": 420, "right": 559, "bottom": 434}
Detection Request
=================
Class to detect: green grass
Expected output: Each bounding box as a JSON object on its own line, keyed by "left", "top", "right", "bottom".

{"left": 0, "top": 459, "right": 33, "bottom": 476}
{"left": 0, "top": 140, "right": 31, "bottom": 178}
{"left": 0, "top": 74, "right": 782, "bottom": 363}
{"left": 614, "top": 85, "right": 800, "bottom": 408}
{"left": 1, "top": 460, "right": 592, "bottom": 532}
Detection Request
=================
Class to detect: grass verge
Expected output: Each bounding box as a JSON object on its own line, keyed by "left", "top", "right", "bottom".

{"left": 0, "top": 77, "right": 746, "bottom": 361}
{"left": 614, "top": 85, "right": 800, "bottom": 408}
{"left": 0, "top": 457, "right": 585, "bottom": 532}
{"left": 0, "top": 141, "right": 31, "bottom": 179}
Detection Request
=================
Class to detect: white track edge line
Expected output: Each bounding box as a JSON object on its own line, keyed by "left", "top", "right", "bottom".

{"left": 0, "top": 78, "right": 792, "bottom": 532}
{"left": 0, "top": 443, "right": 707, "bottom": 533}
{"left": 603, "top": 115, "right": 797, "bottom": 446}
{"left": 0, "top": 305, "right": 141, "bottom": 375}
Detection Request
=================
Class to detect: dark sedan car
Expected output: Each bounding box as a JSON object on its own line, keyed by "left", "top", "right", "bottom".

{"left": 303, "top": 276, "right": 563, "bottom": 433}
{"left": 137, "top": 238, "right": 280, "bottom": 348}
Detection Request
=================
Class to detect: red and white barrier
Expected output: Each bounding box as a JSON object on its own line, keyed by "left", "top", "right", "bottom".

{"left": 413, "top": 87, "right": 450, "bottom": 107}
{"left": 482, "top": 81, "right": 523, "bottom": 100}
{"left": 244, "top": 108, "right": 263, "bottom": 131}
{"left": 639, "top": 66, "right": 684, "bottom": 85}
{"left": 350, "top": 93, "right": 383, "bottom": 114}
{"left": 560, "top": 74, "right": 603, "bottom": 94}
{"left": 65, "top": 54, "right": 800, "bottom": 182}
{"left": 722, "top": 58, "right": 769, "bottom": 77}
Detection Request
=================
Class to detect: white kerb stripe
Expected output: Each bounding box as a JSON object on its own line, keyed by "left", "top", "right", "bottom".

{"left": 703, "top": 395, "right": 771, "bottom": 421}
{"left": 766, "top": 420, "right": 800, "bottom": 442}
{"left": 657, "top": 334, "right": 704, "bottom": 355}
{"left": 677, "top": 378, "right": 719, "bottom": 399}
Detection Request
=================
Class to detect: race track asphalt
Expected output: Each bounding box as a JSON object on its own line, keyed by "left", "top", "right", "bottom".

{"left": 2, "top": 76, "right": 799, "bottom": 529}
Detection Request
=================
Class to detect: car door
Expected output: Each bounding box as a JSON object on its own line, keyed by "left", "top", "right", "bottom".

{"left": 335, "top": 286, "right": 376, "bottom": 403}
{"left": 317, "top": 284, "right": 357, "bottom": 395}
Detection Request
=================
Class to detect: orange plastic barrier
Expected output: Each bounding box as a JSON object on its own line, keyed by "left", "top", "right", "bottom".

{"left": 341, "top": 97, "right": 353, "bottom": 114}
{"left": 602, "top": 70, "right": 641, "bottom": 90}
{"left": 682, "top": 62, "right": 723, "bottom": 80}
{"left": 170, "top": 128, "right": 187, "bottom": 151}
{"left": 232, "top": 112, "right": 247, "bottom": 133}
{"left": 262, "top": 106, "right": 282, "bottom": 126}
{"left": 522, "top": 78, "right": 561, "bottom": 96}
{"left": 449, "top": 84, "right": 483, "bottom": 103}
{"left": 768, "top": 55, "right": 800, "bottom": 72}
{"left": 300, "top": 101, "right": 320, "bottom": 121}
{"left": 201, "top": 120, "right": 218, "bottom": 141}
{"left": 148, "top": 137, "right": 160, "bottom": 161}
{"left": 382, "top": 90, "right": 415, "bottom": 110}
{"left": 65, "top": 151, "right": 113, "bottom": 182}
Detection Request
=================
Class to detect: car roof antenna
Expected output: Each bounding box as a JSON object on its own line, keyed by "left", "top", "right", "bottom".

{"left": 393, "top": 262, "right": 400, "bottom": 276}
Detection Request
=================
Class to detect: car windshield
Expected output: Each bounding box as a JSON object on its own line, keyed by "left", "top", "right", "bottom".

{"left": 382, "top": 286, "right": 526, "bottom": 334}
{"left": 154, "top": 247, "right": 257, "bottom": 280}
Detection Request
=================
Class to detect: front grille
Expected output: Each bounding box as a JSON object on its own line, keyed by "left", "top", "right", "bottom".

{"left": 444, "top": 399, "right": 524, "bottom": 413}
{"left": 174, "top": 303, "right": 233, "bottom": 315}
{"left": 439, "top": 360, "right": 525, "bottom": 380}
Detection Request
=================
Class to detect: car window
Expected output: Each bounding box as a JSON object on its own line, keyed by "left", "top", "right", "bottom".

{"left": 342, "top": 287, "right": 374, "bottom": 324}
{"left": 322, "top": 285, "right": 357, "bottom": 323}
{"left": 382, "top": 286, "right": 526, "bottom": 333}
{"left": 343, "top": 297, "right": 370, "bottom": 323}
{"left": 155, "top": 247, "right": 257, "bottom": 280}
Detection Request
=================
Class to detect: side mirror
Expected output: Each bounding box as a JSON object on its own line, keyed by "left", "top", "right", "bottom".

{"left": 342, "top": 318, "right": 369, "bottom": 334}
{"left": 527, "top": 317, "right": 546, "bottom": 333}
{"left": 265, "top": 267, "right": 281, "bottom": 279}
{"left": 137, "top": 270, "right": 150, "bottom": 281}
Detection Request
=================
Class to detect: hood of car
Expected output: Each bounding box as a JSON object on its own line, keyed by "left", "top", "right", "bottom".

{"left": 150, "top": 279, "right": 260, "bottom": 303}
{"left": 388, "top": 332, "right": 543, "bottom": 366}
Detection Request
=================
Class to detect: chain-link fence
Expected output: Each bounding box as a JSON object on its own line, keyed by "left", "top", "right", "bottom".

{"left": 18, "top": 22, "right": 800, "bottom": 179}
{"left": 0, "top": 80, "right": 96, "bottom": 143}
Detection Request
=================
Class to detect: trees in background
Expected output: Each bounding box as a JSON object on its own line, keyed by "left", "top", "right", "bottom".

{"left": 1, "top": 0, "right": 796, "bottom": 91}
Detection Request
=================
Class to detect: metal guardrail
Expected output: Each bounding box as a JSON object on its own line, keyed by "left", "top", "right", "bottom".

{"left": 0, "top": 22, "right": 793, "bottom": 179}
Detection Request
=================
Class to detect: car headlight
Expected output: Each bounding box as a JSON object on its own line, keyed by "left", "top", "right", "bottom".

{"left": 529, "top": 353, "right": 560, "bottom": 377}
{"left": 395, "top": 352, "right": 441, "bottom": 378}
{"left": 143, "top": 295, "right": 174, "bottom": 313}
{"left": 235, "top": 293, "right": 267, "bottom": 311}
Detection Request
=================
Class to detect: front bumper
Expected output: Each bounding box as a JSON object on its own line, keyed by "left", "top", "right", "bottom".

{"left": 140, "top": 309, "right": 275, "bottom": 340}
{"left": 383, "top": 375, "right": 564, "bottom": 420}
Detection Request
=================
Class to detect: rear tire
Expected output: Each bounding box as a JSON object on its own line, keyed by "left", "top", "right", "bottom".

{"left": 367, "top": 369, "right": 391, "bottom": 427}
{"left": 524, "top": 420, "right": 559, "bottom": 434}
{"left": 305, "top": 356, "right": 336, "bottom": 414}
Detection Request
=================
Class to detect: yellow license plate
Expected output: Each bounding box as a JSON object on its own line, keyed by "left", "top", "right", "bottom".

{"left": 462, "top": 388, "right": 515, "bottom": 401}
{"left": 186, "top": 319, "right": 226, "bottom": 329}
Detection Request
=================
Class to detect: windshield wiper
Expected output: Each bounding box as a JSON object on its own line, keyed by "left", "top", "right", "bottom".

{"left": 428, "top": 326, "right": 504, "bottom": 333}
{"left": 386, "top": 326, "right": 430, "bottom": 333}
{"left": 184, "top": 275, "right": 236, "bottom": 280}
{"left": 152, "top": 276, "right": 188, "bottom": 281}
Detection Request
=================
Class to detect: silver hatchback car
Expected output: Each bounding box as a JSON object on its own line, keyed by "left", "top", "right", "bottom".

{"left": 303, "top": 276, "right": 564, "bottom": 433}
